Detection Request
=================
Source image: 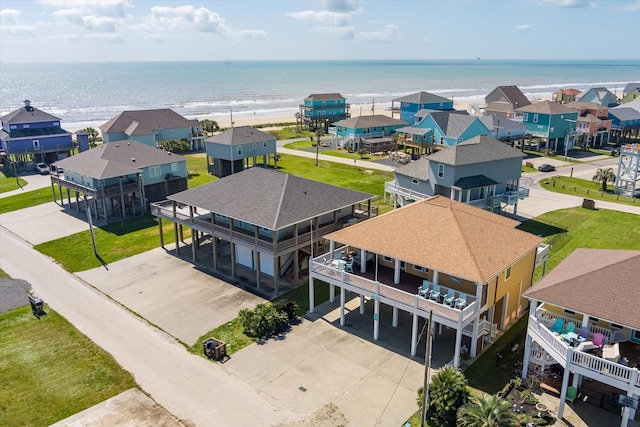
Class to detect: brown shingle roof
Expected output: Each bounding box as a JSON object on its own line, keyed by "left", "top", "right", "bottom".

{"left": 516, "top": 100, "right": 576, "bottom": 115}
{"left": 325, "top": 196, "right": 543, "bottom": 283}
{"left": 523, "top": 249, "right": 640, "bottom": 330}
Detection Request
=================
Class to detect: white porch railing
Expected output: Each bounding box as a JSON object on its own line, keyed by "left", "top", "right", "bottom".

{"left": 535, "top": 244, "right": 549, "bottom": 268}
{"left": 384, "top": 181, "right": 429, "bottom": 202}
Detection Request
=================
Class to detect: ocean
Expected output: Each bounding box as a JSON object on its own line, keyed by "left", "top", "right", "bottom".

{"left": 1, "top": 59, "right": 639, "bottom": 130}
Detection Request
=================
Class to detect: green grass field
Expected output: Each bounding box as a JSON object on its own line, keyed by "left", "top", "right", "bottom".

{"left": 0, "top": 185, "right": 73, "bottom": 215}
{"left": 539, "top": 175, "right": 638, "bottom": 206}
{"left": 0, "top": 306, "right": 137, "bottom": 427}
{"left": 0, "top": 172, "right": 28, "bottom": 193}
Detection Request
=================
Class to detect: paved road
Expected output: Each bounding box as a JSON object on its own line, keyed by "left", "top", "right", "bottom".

{"left": 0, "top": 172, "right": 52, "bottom": 198}
{"left": 0, "top": 227, "right": 296, "bottom": 427}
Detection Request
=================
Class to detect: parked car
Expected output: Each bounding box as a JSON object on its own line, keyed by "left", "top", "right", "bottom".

{"left": 35, "top": 163, "right": 49, "bottom": 174}
{"left": 50, "top": 164, "right": 64, "bottom": 175}
{"left": 537, "top": 164, "right": 556, "bottom": 172}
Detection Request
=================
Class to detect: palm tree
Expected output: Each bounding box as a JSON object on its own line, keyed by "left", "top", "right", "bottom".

{"left": 83, "top": 127, "right": 98, "bottom": 147}
{"left": 457, "top": 393, "right": 517, "bottom": 427}
{"left": 426, "top": 366, "right": 471, "bottom": 425}
{"left": 592, "top": 167, "right": 616, "bottom": 192}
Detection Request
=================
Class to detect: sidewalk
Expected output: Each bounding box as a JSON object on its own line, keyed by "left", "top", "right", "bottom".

{"left": 0, "top": 173, "right": 52, "bottom": 198}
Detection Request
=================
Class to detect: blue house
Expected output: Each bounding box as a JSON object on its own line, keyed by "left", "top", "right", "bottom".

{"left": 205, "top": 126, "right": 277, "bottom": 177}
{"left": 331, "top": 115, "right": 406, "bottom": 149}
{"left": 395, "top": 111, "right": 492, "bottom": 152}
{"left": 391, "top": 91, "right": 454, "bottom": 125}
{"left": 100, "top": 109, "right": 205, "bottom": 150}
{"left": 516, "top": 101, "right": 578, "bottom": 152}
{"left": 480, "top": 114, "right": 527, "bottom": 142}
{"left": 297, "top": 93, "right": 350, "bottom": 132}
{"left": 51, "top": 140, "right": 188, "bottom": 222}
{"left": 385, "top": 135, "right": 527, "bottom": 215}
{"left": 0, "top": 100, "right": 73, "bottom": 168}
{"left": 576, "top": 87, "right": 619, "bottom": 108}
{"left": 608, "top": 107, "right": 640, "bottom": 142}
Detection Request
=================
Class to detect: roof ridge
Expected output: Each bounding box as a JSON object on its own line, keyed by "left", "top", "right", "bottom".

{"left": 450, "top": 204, "right": 484, "bottom": 281}
{"left": 272, "top": 173, "right": 288, "bottom": 229}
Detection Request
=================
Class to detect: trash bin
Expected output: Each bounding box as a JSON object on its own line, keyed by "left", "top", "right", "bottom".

{"left": 203, "top": 338, "right": 227, "bottom": 360}
{"left": 27, "top": 295, "right": 46, "bottom": 319}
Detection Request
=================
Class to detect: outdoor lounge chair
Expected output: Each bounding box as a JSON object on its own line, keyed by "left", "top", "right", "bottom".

{"left": 344, "top": 258, "right": 354, "bottom": 273}
{"left": 429, "top": 284, "right": 441, "bottom": 301}
{"left": 563, "top": 322, "right": 576, "bottom": 335}
{"left": 578, "top": 326, "right": 589, "bottom": 339}
{"left": 454, "top": 295, "right": 467, "bottom": 310}
{"left": 592, "top": 333, "right": 604, "bottom": 348}
{"left": 443, "top": 289, "right": 456, "bottom": 306}
{"left": 565, "top": 386, "right": 577, "bottom": 404}
{"left": 550, "top": 318, "right": 564, "bottom": 335}
{"left": 418, "top": 280, "right": 431, "bottom": 298}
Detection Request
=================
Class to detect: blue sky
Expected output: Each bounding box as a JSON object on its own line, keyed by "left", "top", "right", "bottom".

{"left": 1, "top": 0, "right": 639, "bottom": 62}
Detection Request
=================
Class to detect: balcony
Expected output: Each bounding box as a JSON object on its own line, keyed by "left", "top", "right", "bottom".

{"left": 535, "top": 244, "right": 550, "bottom": 268}
{"left": 310, "top": 247, "right": 480, "bottom": 328}
{"left": 527, "top": 308, "right": 640, "bottom": 394}
{"left": 384, "top": 181, "right": 429, "bottom": 202}
{"left": 50, "top": 175, "right": 140, "bottom": 198}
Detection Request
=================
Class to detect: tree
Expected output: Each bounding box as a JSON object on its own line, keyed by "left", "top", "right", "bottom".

{"left": 357, "top": 148, "right": 368, "bottom": 159}
{"left": 592, "top": 167, "right": 616, "bottom": 192}
{"left": 426, "top": 366, "right": 471, "bottom": 425}
{"left": 200, "top": 119, "right": 219, "bottom": 134}
{"left": 457, "top": 393, "right": 518, "bottom": 427}
{"left": 83, "top": 127, "right": 99, "bottom": 147}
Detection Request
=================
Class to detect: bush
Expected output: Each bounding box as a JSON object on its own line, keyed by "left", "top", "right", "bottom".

{"left": 274, "top": 300, "right": 300, "bottom": 321}
{"left": 238, "top": 302, "right": 293, "bottom": 339}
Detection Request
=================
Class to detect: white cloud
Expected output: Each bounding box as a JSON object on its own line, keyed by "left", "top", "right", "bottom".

{"left": 286, "top": 10, "right": 352, "bottom": 26}
{"left": 538, "top": 0, "right": 590, "bottom": 7}
{"left": 147, "top": 6, "right": 227, "bottom": 34}
{"left": 48, "top": 33, "right": 81, "bottom": 42}
{"left": 514, "top": 24, "right": 531, "bottom": 30}
{"left": 1, "top": 25, "right": 37, "bottom": 36}
{"left": 86, "top": 33, "right": 124, "bottom": 43}
{"left": 322, "top": 0, "right": 361, "bottom": 13}
{"left": 617, "top": 0, "right": 640, "bottom": 10}
{"left": 230, "top": 29, "right": 269, "bottom": 40}
{"left": 355, "top": 24, "right": 398, "bottom": 42}
{"left": 40, "top": 0, "right": 132, "bottom": 18}
{"left": 311, "top": 26, "right": 355, "bottom": 38}
{"left": 0, "top": 8, "right": 21, "bottom": 24}
{"left": 82, "top": 16, "right": 118, "bottom": 32}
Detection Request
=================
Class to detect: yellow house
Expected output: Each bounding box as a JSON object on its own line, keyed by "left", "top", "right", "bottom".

{"left": 309, "top": 195, "right": 546, "bottom": 367}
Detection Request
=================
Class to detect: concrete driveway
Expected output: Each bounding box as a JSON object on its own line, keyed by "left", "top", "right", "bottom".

{"left": 77, "top": 247, "right": 267, "bottom": 346}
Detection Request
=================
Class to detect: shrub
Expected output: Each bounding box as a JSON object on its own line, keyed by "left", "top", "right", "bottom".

{"left": 238, "top": 302, "right": 289, "bottom": 339}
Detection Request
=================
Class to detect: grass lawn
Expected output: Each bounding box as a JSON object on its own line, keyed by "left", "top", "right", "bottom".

{"left": 0, "top": 172, "right": 28, "bottom": 193}
{"left": 0, "top": 185, "right": 74, "bottom": 215}
{"left": 0, "top": 305, "right": 137, "bottom": 427}
{"left": 265, "top": 127, "right": 313, "bottom": 140}
{"left": 35, "top": 213, "right": 189, "bottom": 272}
{"left": 189, "top": 280, "right": 330, "bottom": 357}
{"left": 184, "top": 152, "right": 217, "bottom": 188}
{"left": 0, "top": 267, "right": 8, "bottom": 279}
{"left": 539, "top": 175, "right": 638, "bottom": 207}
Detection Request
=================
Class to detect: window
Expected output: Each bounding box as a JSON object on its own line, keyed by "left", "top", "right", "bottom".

{"left": 263, "top": 141, "right": 268, "bottom": 147}
{"left": 171, "top": 162, "right": 179, "bottom": 172}
{"left": 563, "top": 309, "right": 576, "bottom": 315}
{"left": 412, "top": 178, "right": 419, "bottom": 185}
{"left": 413, "top": 265, "right": 428, "bottom": 273}
{"left": 215, "top": 213, "right": 228, "bottom": 220}
{"left": 400, "top": 261, "right": 406, "bottom": 268}
{"left": 253, "top": 143, "right": 257, "bottom": 149}
{"left": 383, "top": 256, "right": 393, "bottom": 263}
{"left": 439, "top": 136, "right": 444, "bottom": 144}
{"left": 33, "top": 140, "right": 40, "bottom": 150}
{"left": 449, "top": 275, "right": 462, "bottom": 282}
{"left": 533, "top": 114, "right": 538, "bottom": 123}
{"left": 505, "top": 266, "right": 512, "bottom": 280}
{"left": 336, "top": 208, "right": 343, "bottom": 214}
{"left": 438, "top": 164, "right": 444, "bottom": 178}
{"left": 149, "top": 166, "right": 161, "bottom": 178}
{"left": 237, "top": 146, "right": 242, "bottom": 155}
{"left": 523, "top": 113, "right": 528, "bottom": 121}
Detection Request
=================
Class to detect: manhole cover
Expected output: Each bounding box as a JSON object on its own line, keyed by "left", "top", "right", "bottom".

{"left": 298, "top": 386, "right": 307, "bottom": 392}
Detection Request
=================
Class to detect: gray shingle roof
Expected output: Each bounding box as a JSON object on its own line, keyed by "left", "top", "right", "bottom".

{"left": 332, "top": 115, "right": 406, "bottom": 129}
{"left": 454, "top": 175, "right": 499, "bottom": 190}
{"left": 609, "top": 107, "right": 640, "bottom": 121}
{"left": 395, "top": 157, "right": 430, "bottom": 181}
{"left": 615, "top": 98, "right": 640, "bottom": 113}
{"left": 304, "top": 93, "right": 346, "bottom": 101}
{"left": 623, "top": 83, "right": 640, "bottom": 96}
{"left": 523, "top": 249, "right": 640, "bottom": 331}
{"left": 53, "top": 140, "right": 183, "bottom": 179}
{"left": 205, "top": 126, "right": 276, "bottom": 146}
{"left": 428, "top": 135, "right": 525, "bottom": 166}
{"left": 100, "top": 109, "right": 198, "bottom": 136}
{"left": 416, "top": 109, "right": 468, "bottom": 119}
{"left": 479, "top": 114, "right": 527, "bottom": 132}
{"left": 1, "top": 104, "right": 62, "bottom": 124}
{"left": 428, "top": 112, "right": 481, "bottom": 139}
{"left": 167, "top": 168, "right": 374, "bottom": 230}
{"left": 392, "top": 91, "right": 452, "bottom": 104}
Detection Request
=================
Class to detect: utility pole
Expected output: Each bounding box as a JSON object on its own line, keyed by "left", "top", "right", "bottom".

{"left": 315, "top": 128, "right": 321, "bottom": 167}
{"left": 420, "top": 310, "right": 434, "bottom": 427}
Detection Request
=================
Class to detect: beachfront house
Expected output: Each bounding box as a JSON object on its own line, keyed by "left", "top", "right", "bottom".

{"left": 297, "top": 93, "right": 350, "bottom": 132}
{"left": 50, "top": 140, "right": 187, "bottom": 222}
{"left": 614, "top": 144, "right": 640, "bottom": 198}
{"left": 516, "top": 101, "right": 579, "bottom": 153}
{"left": 479, "top": 114, "right": 527, "bottom": 143}
{"left": 0, "top": 100, "right": 73, "bottom": 169}
{"left": 576, "top": 87, "right": 619, "bottom": 108}
{"left": 394, "top": 111, "right": 492, "bottom": 153}
{"left": 565, "top": 101, "right": 612, "bottom": 147}
{"left": 205, "top": 126, "right": 277, "bottom": 178}
{"left": 552, "top": 88, "right": 581, "bottom": 104}
{"left": 484, "top": 86, "right": 531, "bottom": 119}
{"left": 390, "top": 91, "right": 454, "bottom": 125}
{"left": 309, "top": 196, "right": 547, "bottom": 368}
{"left": 100, "top": 109, "right": 205, "bottom": 150}
{"left": 330, "top": 115, "right": 406, "bottom": 150}
{"left": 521, "top": 249, "right": 640, "bottom": 423}
{"left": 150, "top": 168, "right": 375, "bottom": 294}
{"left": 384, "top": 135, "right": 528, "bottom": 215}
{"left": 609, "top": 108, "right": 640, "bottom": 143}
{"left": 622, "top": 84, "right": 640, "bottom": 104}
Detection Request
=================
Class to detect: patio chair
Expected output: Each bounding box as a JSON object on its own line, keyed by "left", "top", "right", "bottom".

{"left": 455, "top": 295, "right": 467, "bottom": 310}
{"left": 550, "top": 318, "right": 564, "bottom": 335}
{"left": 563, "top": 322, "right": 576, "bottom": 335}
{"left": 333, "top": 252, "right": 341, "bottom": 260}
{"left": 344, "top": 258, "right": 354, "bottom": 273}
{"left": 578, "top": 326, "right": 589, "bottom": 339}
{"left": 565, "top": 386, "right": 577, "bottom": 404}
{"left": 592, "top": 333, "right": 604, "bottom": 348}
{"left": 443, "top": 289, "right": 456, "bottom": 306}
{"left": 418, "top": 280, "right": 430, "bottom": 298}
{"left": 429, "top": 284, "right": 441, "bottom": 301}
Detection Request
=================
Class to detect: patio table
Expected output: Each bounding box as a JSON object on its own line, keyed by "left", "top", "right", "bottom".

{"left": 332, "top": 259, "right": 347, "bottom": 270}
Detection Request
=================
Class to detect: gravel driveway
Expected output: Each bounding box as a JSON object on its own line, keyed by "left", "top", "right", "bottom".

{"left": 0, "top": 278, "right": 32, "bottom": 314}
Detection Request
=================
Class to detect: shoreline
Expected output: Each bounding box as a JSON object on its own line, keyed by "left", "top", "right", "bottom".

{"left": 62, "top": 94, "right": 553, "bottom": 135}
